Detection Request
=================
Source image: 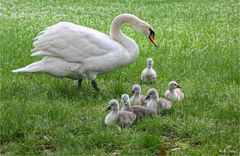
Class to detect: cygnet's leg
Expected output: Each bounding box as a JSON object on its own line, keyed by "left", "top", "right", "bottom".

{"left": 76, "top": 79, "right": 83, "bottom": 91}
{"left": 160, "top": 110, "right": 169, "bottom": 116}
{"left": 91, "top": 80, "right": 100, "bottom": 91}
{"left": 150, "top": 77, "right": 156, "bottom": 83}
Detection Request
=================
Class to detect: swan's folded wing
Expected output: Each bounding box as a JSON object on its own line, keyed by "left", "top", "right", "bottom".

{"left": 32, "top": 22, "right": 120, "bottom": 62}
{"left": 140, "top": 95, "right": 147, "bottom": 106}
{"left": 131, "top": 106, "right": 150, "bottom": 117}
{"left": 164, "top": 90, "right": 170, "bottom": 99}
{"left": 158, "top": 98, "right": 172, "bottom": 110}
{"left": 117, "top": 111, "right": 136, "bottom": 125}
{"left": 175, "top": 88, "right": 184, "bottom": 100}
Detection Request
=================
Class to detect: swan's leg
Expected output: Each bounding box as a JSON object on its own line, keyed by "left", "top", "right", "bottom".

{"left": 91, "top": 80, "right": 100, "bottom": 91}
{"left": 76, "top": 79, "right": 83, "bottom": 90}
{"left": 89, "top": 73, "right": 100, "bottom": 91}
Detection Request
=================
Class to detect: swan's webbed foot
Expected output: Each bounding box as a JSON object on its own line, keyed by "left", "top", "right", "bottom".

{"left": 91, "top": 80, "right": 100, "bottom": 91}
{"left": 76, "top": 79, "right": 83, "bottom": 91}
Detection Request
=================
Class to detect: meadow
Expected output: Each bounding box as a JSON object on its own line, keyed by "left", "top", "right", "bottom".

{"left": 0, "top": 0, "right": 239, "bottom": 155}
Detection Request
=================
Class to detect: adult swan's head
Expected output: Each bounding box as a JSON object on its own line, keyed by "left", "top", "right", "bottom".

{"left": 110, "top": 13, "right": 158, "bottom": 47}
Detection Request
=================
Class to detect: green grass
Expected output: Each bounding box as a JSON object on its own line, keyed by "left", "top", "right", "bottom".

{"left": 0, "top": 0, "right": 239, "bottom": 155}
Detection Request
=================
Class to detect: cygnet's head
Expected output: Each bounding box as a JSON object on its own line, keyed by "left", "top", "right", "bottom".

{"left": 145, "top": 88, "right": 159, "bottom": 100}
{"left": 168, "top": 81, "right": 181, "bottom": 90}
{"left": 107, "top": 99, "right": 119, "bottom": 111}
{"left": 147, "top": 58, "right": 154, "bottom": 68}
{"left": 132, "top": 84, "right": 141, "bottom": 95}
{"left": 121, "top": 94, "right": 130, "bottom": 106}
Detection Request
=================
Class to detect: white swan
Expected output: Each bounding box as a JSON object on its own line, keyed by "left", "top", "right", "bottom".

{"left": 12, "top": 13, "right": 158, "bottom": 91}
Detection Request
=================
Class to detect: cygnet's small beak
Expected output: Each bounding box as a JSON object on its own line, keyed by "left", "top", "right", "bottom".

{"left": 149, "top": 33, "right": 158, "bottom": 47}
{"left": 177, "top": 85, "right": 182, "bottom": 88}
{"left": 132, "top": 90, "right": 135, "bottom": 94}
{"left": 106, "top": 106, "right": 111, "bottom": 111}
{"left": 122, "top": 98, "right": 127, "bottom": 104}
{"left": 145, "top": 95, "right": 150, "bottom": 100}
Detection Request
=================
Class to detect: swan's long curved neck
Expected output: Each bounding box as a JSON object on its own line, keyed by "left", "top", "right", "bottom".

{"left": 110, "top": 14, "right": 140, "bottom": 54}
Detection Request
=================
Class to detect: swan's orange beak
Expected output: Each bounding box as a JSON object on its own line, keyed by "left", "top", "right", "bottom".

{"left": 149, "top": 33, "right": 158, "bottom": 47}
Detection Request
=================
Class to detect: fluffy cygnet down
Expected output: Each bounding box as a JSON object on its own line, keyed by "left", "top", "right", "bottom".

{"left": 104, "top": 99, "right": 136, "bottom": 127}
{"left": 121, "top": 94, "right": 151, "bottom": 118}
{"left": 129, "top": 84, "right": 147, "bottom": 106}
{"left": 146, "top": 88, "right": 172, "bottom": 115}
{"left": 165, "top": 81, "right": 184, "bottom": 101}
{"left": 141, "top": 58, "right": 157, "bottom": 83}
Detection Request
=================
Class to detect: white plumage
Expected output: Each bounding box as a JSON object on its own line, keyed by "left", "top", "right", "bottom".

{"left": 165, "top": 81, "right": 184, "bottom": 101}
{"left": 141, "top": 58, "right": 157, "bottom": 83}
{"left": 12, "top": 13, "right": 158, "bottom": 90}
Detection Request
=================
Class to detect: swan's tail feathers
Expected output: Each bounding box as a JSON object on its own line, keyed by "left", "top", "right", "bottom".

{"left": 12, "top": 61, "right": 43, "bottom": 73}
{"left": 31, "top": 50, "right": 55, "bottom": 57}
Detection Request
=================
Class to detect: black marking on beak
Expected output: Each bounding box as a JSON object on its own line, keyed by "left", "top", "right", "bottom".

{"left": 122, "top": 98, "right": 128, "bottom": 104}
{"left": 177, "top": 85, "right": 182, "bottom": 88}
{"left": 149, "top": 28, "right": 155, "bottom": 37}
{"left": 145, "top": 95, "right": 150, "bottom": 100}
{"left": 149, "top": 28, "right": 158, "bottom": 47}
{"left": 132, "top": 90, "right": 135, "bottom": 93}
{"left": 106, "top": 106, "right": 111, "bottom": 111}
